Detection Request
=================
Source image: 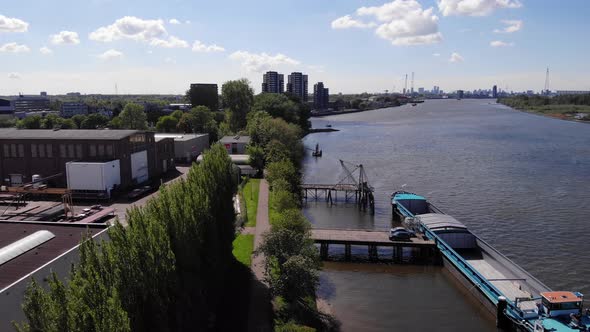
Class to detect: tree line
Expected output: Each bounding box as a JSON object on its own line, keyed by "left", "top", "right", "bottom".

{"left": 14, "top": 144, "right": 237, "bottom": 331}
{"left": 499, "top": 94, "right": 590, "bottom": 108}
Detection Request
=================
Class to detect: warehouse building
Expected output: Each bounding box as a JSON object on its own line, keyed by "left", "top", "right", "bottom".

{"left": 155, "top": 133, "right": 209, "bottom": 163}
{"left": 0, "top": 221, "right": 109, "bottom": 330}
{"left": 220, "top": 135, "right": 250, "bottom": 154}
{"left": 0, "top": 129, "right": 174, "bottom": 197}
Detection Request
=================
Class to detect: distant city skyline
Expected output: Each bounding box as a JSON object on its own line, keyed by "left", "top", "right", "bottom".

{"left": 1, "top": 0, "right": 589, "bottom": 95}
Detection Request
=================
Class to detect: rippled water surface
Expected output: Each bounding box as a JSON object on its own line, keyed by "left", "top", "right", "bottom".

{"left": 303, "top": 99, "right": 590, "bottom": 330}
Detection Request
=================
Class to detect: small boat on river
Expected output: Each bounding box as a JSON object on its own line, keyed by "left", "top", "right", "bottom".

{"left": 392, "top": 191, "right": 590, "bottom": 331}
{"left": 312, "top": 143, "right": 322, "bottom": 157}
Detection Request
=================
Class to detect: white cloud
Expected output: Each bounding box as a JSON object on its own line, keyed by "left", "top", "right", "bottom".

{"left": 97, "top": 49, "right": 123, "bottom": 61}
{"left": 229, "top": 51, "right": 299, "bottom": 72}
{"left": 0, "top": 15, "right": 29, "bottom": 33}
{"left": 0, "top": 42, "right": 30, "bottom": 53}
{"left": 192, "top": 40, "right": 224, "bottom": 52}
{"left": 331, "top": 15, "right": 376, "bottom": 29}
{"left": 8, "top": 72, "right": 21, "bottom": 79}
{"left": 50, "top": 31, "right": 80, "bottom": 45}
{"left": 185, "top": 20, "right": 191, "bottom": 24}
{"left": 433, "top": 53, "right": 441, "bottom": 57}
{"left": 89, "top": 16, "right": 167, "bottom": 42}
{"left": 150, "top": 36, "right": 189, "bottom": 48}
{"left": 490, "top": 40, "right": 514, "bottom": 47}
{"left": 164, "top": 57, "right": 176, "bottom": 64}
{"left": 39, "top": 46, "right": 53, "bottom": 55}
{"left": 493, "top": 19, "right": 523, "bottom": 33}
{"left": 169, "top": 18, "right": 181, "bottom": 25}
{"left": 449, "top": 52, "right": 464, "bottom": 63}
{"left": 334, "top": 0, "right": 442, "bottom": 46}
{"left": 438, "top": 0, "right": 522, "bottom": 16}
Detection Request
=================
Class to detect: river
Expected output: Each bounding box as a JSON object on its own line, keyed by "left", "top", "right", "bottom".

{"left": 302, "top": 99, "right": 590, "bottom": 331}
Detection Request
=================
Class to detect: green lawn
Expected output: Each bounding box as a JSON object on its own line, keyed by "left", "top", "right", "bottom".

{"left": 232, "top": 234, "right": 254, "bottom": 267}
{"left": 243, "top": 179, "right": 260, "bottom": 227}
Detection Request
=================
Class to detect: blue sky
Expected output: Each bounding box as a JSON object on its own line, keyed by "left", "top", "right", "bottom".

{"left": 1, "top": 0, "right": 589, "bottom": 95}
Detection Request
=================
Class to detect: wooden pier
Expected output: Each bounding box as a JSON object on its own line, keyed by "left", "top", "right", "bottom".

{"left": 311, "top": 228, "right": 437, "bottom": 263}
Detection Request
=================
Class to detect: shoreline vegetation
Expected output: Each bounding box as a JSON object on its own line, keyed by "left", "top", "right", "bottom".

{"left": 499, "top": 94, "right": 590, "bottom": 123}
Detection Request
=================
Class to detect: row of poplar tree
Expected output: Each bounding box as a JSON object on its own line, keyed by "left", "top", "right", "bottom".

{"left": 14, "top": 144, "right": 237, "bottom": 332}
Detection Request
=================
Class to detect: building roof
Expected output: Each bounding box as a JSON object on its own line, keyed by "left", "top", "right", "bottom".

{"left": 220, "top": 135, "right": 251, "bottom": 144}
{"left": 418, "top": 213, "right": 468, "bottom": 231}
{"left": 0, "top": 221, "right": 108, "bottom": 291}
{"left": 0, "top": 128, "right": 139, "bottom": 140}
{"left": 541, "top": 291, "right": 582, "bottom": 303}
{"left": 154, "top": 133, "right": 208, "bottom": 142}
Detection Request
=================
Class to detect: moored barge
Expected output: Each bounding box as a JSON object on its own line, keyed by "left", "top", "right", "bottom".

{"left": 392, "top": 191, "right": 590, "bottom": 331}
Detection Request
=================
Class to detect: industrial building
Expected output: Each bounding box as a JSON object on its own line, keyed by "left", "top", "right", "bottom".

{"left": 220, "top": 135, "right": 250, "bottom": 154}
{"left": 0, "top": 221, "right": 109, "bottom": 330}
{"left": 287, "top": 72, "right": 308, "bottom": 102}
{"left": 262, "top": 71, "right": 285, "bottom": 94}
{"left": 61, "top": 102, "right": 89, "bottom": 117}
{"left": 155, "top": 133, "right": 209, "bottom": 163}
{"left": 0, "top": 98, "right": 15, "bottom": 118}
{"left": 0, "top": 129, "right": 174, "bottom": 198}
{"left": 13, "top": 94, "right": 50, "bottom": 113}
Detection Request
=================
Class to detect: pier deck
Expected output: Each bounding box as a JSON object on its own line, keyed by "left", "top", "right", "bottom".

{"left": 311, "top": 228, "right": 436, "bottom": 262}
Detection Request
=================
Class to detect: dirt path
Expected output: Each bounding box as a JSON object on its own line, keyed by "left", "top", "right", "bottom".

{"left": 247, "top": 179, "right": 272, "bottom": 332}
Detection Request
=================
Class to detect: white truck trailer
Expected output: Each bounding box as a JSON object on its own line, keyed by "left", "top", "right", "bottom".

{"left": 65, "top": 160, "right": 121, "bottom": 199}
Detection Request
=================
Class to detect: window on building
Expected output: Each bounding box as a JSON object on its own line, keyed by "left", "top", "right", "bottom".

{"left": 3, "top": 144, "right": 9, "bottom": 157}
{"left": 46, "top": 144, "right": 52, "bottom": 158}
{"left": 89, "top": 144, "right": 96, "bottom": 157}
{"left": 18, "top": 144, "right": 24, "bottom": 158}
{"left": 60, "top": 144, "right": 66, "bottom": 158}
{"left": 76, "top": 144, "right": 82, "bottom": 159}
{"left": 11, "top": 144, "right": 17, "bottom": 158}
{"left": 39, "top": 144, "right": 46, "bottom": 158}
{"left": 68, "top": 144, "right": 75, "bottom": 158}
{"left": 31, "top": 144, "right": 37, "bottom": 158}
{"left": 97, "top": 144, "right": 104, "bottom": 157}
{"left": 106, "top": 144, "right": 113, "bottom": 157}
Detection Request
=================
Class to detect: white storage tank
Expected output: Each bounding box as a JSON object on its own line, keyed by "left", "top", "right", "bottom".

{"left": 31, "top": 174, "right": 42, "bottom": 188}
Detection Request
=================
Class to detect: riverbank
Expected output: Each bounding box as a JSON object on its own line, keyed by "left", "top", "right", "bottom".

{"left": 509, "top": 105, "right": 590, "bottom": 123}
{"left": 311, "top": 104, "right": 405, "bottom": 117}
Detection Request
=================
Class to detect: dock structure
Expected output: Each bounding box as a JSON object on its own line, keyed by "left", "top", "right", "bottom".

{"left": 302, "top": 160, "right": 375, "bottom": 214}
{"left": 311, "top": 228, "right": 437, "bottom": 263}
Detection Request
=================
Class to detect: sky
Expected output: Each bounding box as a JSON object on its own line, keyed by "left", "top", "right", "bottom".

{"left": 1, "top": 0, "right": 589, "bottom": 95}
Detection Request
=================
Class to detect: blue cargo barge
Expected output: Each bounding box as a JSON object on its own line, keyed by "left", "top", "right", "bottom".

{"left": 392, "top": 191, "right": 590, "bottom": 331}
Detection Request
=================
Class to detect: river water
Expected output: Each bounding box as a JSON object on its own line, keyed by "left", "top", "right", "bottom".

{"left": 302, "top": 99, "right": 590, "bottom": 331}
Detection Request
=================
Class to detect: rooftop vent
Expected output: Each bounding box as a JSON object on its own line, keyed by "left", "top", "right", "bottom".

{"left": 0, "top": 230, "right": 55, "bottom": 266}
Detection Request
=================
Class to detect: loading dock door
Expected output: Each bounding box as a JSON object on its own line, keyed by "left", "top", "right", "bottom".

{"left": 131, "top": 150, "right": 149, "bottom": 184}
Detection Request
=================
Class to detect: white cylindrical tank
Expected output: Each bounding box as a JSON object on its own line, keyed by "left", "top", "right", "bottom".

{"left": 32, "top": 174, "right": 42, "bottom": 188}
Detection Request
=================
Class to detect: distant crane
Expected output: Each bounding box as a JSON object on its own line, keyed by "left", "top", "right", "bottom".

{"left": 543, "top": 67, "right": 550, "bottom": 95}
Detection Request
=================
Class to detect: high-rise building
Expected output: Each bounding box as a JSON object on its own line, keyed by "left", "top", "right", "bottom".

{"left": 433, "top": 86, "right": 440, "bottom": 94}
{"left": 492, "top": 85, "right": 498, "bottom": 98}
{"left": 313, "top": 82, "right": 329, "bottom": 110}
{"left": 418, "top": 87, "right": 425, "bottom": 94}
{"left": 261, "top": 71, "right": 284, "bottom": 93}
{"left": 188, "top": 83, "right": 219, "bottom": 111}
{"left": 287, "top": 72, "right": 308, "bottom": 102}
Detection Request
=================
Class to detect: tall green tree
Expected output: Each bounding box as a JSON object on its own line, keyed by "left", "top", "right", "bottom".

{"left": 81, "top": 113, "right": 110, "bottom": 129}
{"left": 186, "top": 84, "right": 219, "bottom": 111}
{"left": 156, "top": 115, "right": 179, "bottom": 133}
{"left": 16, "top": 115, "right": 42, "bottom": 129}
{"left": 221, "top": 79, "right": 254, "bottom": 131}
{"left": 119, "top": 103, "right": 147, "bottom": 130}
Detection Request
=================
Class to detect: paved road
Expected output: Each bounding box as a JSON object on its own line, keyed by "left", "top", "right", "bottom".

{"left": 247, "top": 179, "right": 272, "bottom": 332}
